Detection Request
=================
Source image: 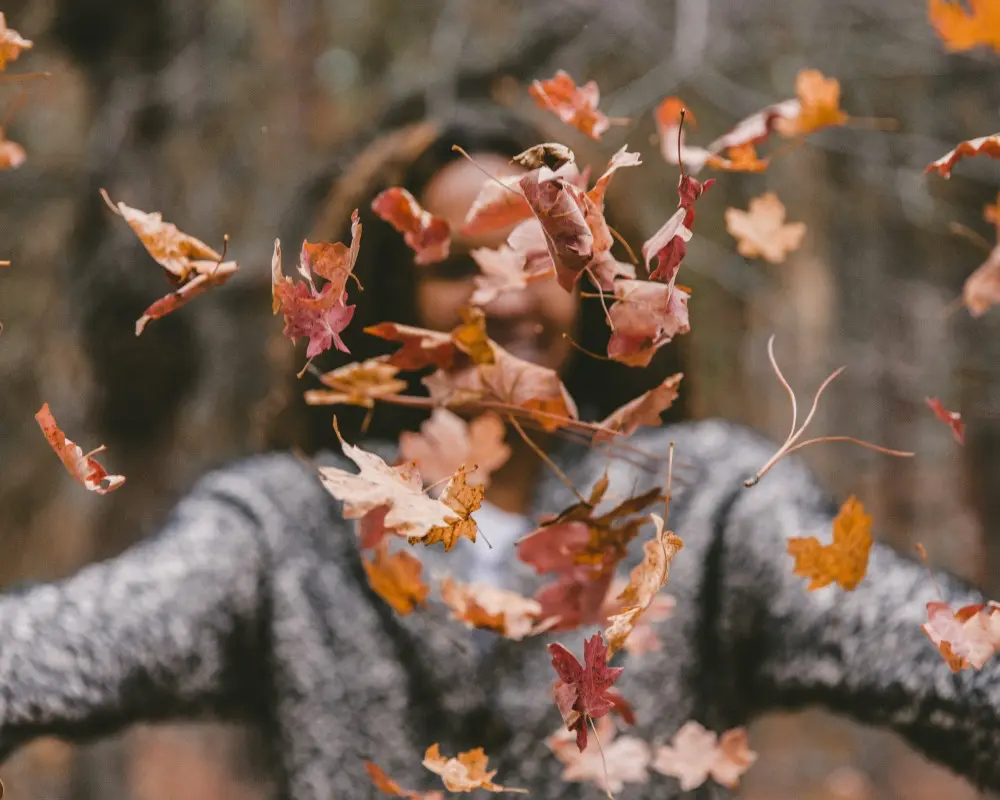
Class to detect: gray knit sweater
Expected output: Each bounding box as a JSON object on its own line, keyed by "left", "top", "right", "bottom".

{"left": 1, "top": 420, "right": 997, "bottom": 798}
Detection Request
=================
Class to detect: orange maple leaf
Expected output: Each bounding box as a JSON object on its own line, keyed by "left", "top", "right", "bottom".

{"left": 422, "top": 744, "right": 526, "bottom": 794}
{"left": 725, "top": 192, "right": 806, "bottom": 264}
{"left": 362, "top": 542, "right": 430, "bottom": 616}
{"left": 787, "top": 496, "right": 873, "bottom": 590}
{"left": 439, "top": 577, "right": 546, "bottom": 640}
{"left": 411, "top": 466, "right": 484, "bottom": 551}
{"left": 929, "top": 0, "right": 1000, "bottom": 53}
{"left": 529, "top": 70, "right": 611, "bottom": 140}
{"left": 706, "top": 143, "right": 770, "bottom": 173}
{"left": 775, "top": 69, "right": 849, "bottom": 138}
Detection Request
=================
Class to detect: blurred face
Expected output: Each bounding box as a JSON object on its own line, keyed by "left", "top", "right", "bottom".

{"left": 416, "top": 154, "right": 578, "bottom": 372}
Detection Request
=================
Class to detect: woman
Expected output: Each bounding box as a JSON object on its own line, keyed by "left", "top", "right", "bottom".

{"left": 1, "top": 99, "right": 998, "bottom": 800}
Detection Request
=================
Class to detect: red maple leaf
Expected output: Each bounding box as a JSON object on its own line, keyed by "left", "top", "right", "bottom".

{"left": 548, "top": 632, "right": 626, "bottom": 751}
{"left": 371, "top": 187, "right": 451, "bottom": 265}
{"left": 926, "top": 397, "right": 965, "bottom": 445}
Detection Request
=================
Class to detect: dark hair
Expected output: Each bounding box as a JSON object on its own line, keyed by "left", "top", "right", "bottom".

{"left": 272, "top": 101, "right": 686, "bottom": 452}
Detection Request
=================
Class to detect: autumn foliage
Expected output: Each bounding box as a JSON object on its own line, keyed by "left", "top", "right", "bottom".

{"left": 12, "top": 5, "right": 1000, "bottom": 793}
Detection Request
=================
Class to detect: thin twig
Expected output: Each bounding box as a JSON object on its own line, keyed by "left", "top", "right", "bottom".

{"left": 562, "top": 332, "right": 614, "bottom": 361}
{"left": 508, "top": 414, "right": 587, "bottom": 504}
{"left": 784, "top": 436, "right": 914, "bottom": 459}
{"left": 451, "top": 145, "right": 522, "bottom": 195}
{"left": 663, "top": 441, "right": 675, "bottom": 522}
{"left": 588, "top": 716, "right": 615, "bottom": 800}
{"left": 609, "top": 225, "right": 638, "bottom": 264}
{"left": 584, "top": 265, "right": 614, "bottom": 328}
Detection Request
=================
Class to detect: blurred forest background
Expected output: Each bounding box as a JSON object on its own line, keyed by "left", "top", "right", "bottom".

{"left": 1, "top": 0, "right": 999, "bottom": 797}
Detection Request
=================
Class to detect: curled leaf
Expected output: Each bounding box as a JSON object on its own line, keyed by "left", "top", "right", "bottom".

{"left": 607, "top": 281, "right": 691, "bottom": 368}
{"left": 461, "top": 175, "right": 531, "bottom": 237}
{"left": 439, "top": 577, "right": 544, "bottom": 640}
{"left": 926, "top": 134, "right": 1000, "bottom": 178}
{"left": 0, "top": 13, "right": 32, "bottom": 70}
{"left": 304, "top": 357, "right": 407, "bottom": 408}
{"left": 963, "top": 244, "right": 1000, "bottom": 317}
{"left": 365, "top": 761, "right": 444, "bottom": 799}
{"left": 596, "top": 373, "right": 683, "bottom": 442}
{"left": 0, "top": 131, "right": 25, "bottom": 170}
{"left": 35, "top": 403, "right": 125, "bottom": 494}
{"left": 363, "top": 542, "right": 430, "bottom": 616}
{"left": 922, "top": 600, "right": 1000, "bottom": 671}
{"left": 371, "top": 187, "right": 451, "bottom": 265}
{"left": 926, "top": 397, "right": 965, "bottom": 445}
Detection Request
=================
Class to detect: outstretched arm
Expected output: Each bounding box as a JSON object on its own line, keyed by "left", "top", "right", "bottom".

{"left": 681, "top": 422, "right": 1000, "bottom": 790}
{"left": 0, "top": 455, "right": 296, "bottom": 759}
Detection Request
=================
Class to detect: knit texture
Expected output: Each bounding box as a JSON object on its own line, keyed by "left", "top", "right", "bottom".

{"left": 1, "top": 420, "right": 997, "bottom": 798}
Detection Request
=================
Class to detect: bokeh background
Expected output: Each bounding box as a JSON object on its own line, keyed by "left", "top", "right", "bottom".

{"left": 2, "top": 0, "right": 999, "bottom": 797}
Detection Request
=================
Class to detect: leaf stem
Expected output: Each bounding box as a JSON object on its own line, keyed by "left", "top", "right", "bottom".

{"left": 508, "top": 414, "right": 587, "bottom": 504}
{"left": 663, "top": 441, "right": 675, "bottom": 522}
{"left": 588, "top": 716, "right": 615, "bottom": 800}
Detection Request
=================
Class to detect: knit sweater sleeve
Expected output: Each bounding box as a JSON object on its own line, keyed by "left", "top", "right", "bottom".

{"left": 0, "top": 452, "right": 316, "bottom": 759}
{"left": 665, "top": 420, "right": 1000, "bottom": 791}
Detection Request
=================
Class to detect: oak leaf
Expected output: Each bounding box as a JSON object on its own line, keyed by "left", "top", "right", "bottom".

{"left": 787, "top": 495, "right": 873, "bottom": 591}
{"left": 607, "top": 281, "right": 691, "bottom": 367}
{"left": 547, "top": 716, "right": 651, "bottom": 793}
{"left": 725, "top": 192, "right": 806, "bottom": 264}
{"left": 963, "top": 243, "right": 1000, "bottom": 317}
{"left": 529, "top": 70, "right": 610, "bottom": 140}
{"left": 548, "top": 632, "right": 625, "bottom": 751}
{"left": 362, "top": 542, "right": 430, "bottom": 615}
{"left": 365, "top": 761, "right": 444, "bottom": 799}
{"left": 0, "top": 13, "right": 32, "bottom": 70}
{"left": 596, "top": 373, "right": 683, "bottom": 442}
{"left": 371, "top": 187, "right": 451, "bottom": 265}
{"left": 926, "top": 397, "right": 965, "bottom": 445}
{"left": 398, "top": 409, "right": 510, "bottom": 487}
{"left": 439, "top": 577, "right": 545, "bottom": 640}
{"left": 653, "top": 722, "right": 758, "bottom": 790}
{"left": 102, "top": 190, "right": 240, "bottom": 335}
{"left": 604, "top": 513, "right": 684, "bottom": 657}
{"left": 422, "top": 744, "right": 526, "bottom": 794}
{"left": 922, "top": 600, "right": 1000, "bottom": 671}
{"left": 319, "top": 422, "right": 451, "bottom": 541}
{"left": 35, "top": 403, "right": 126, "bottom": 494}
{"left": 929, "top": 0, "right": 1000, "bottom": 53}
{"left": 926, "top": 134, "right": 1000, "bottom": 178}
{"left": 303, "top": 357, "right": 407, "bottom": 408}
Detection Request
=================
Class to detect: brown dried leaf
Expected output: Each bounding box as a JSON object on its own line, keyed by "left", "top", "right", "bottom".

{"left": 422, "top": 744, "right": 526, "bottom": 794}
{"left": 725, "top": 192, "right": 806, "bottom": 264}
{"left": 35, "top": 403, "right": 125, "bottom": 494}
{"left": 362, "top": 542, "right": 430, "bottom": 616}
{"left": 596, "top": 373, "right": 683, "bottom": 442}
{"left": 398, "top": 409, "right": 511, "bottom": 487}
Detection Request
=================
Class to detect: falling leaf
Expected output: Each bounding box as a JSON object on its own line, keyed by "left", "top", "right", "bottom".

{"left": 519, "top": 167, "right": 594, "bottom": 291}
{"left": 0, "top": 13, "right": 32, "bottom": 70}
{"left": 922, "top": 600, "right": 1000, "bottom": 671}
{"left": 774, "top": 69, "right": 849, "bottom": 138}
{"left": 547, "top": 716, "right": 651, "bottom": 793}
{"left": 0, "top": 131, "right": 25, "bottom": 170}
{"left": 926, "top": 134, "right": 1000, "bottom": 178}
{"left": 513, "top": 142, "right": 577, "bottom": 171}
{"left": 477, "top": 345, "right": 579, "bottom": 429}
{"left": 304, "top": 357, "right": 407, "bottom": 408}
{"left": 656, "top": 97, "right": 713, "bottom": 172}
{"left": 371, "top": 187, "right": 451, "bottom": 265}
{"left": 725, "top": 192, "right": 806, "bottom": 264}
{"left": 318, "top": 423, "right": 451, "bottom": 541}
{"left": 413, "top": 466, "right": 484, "bottom": 551}
{"left": 272, "top": 239, "right": 355, "bottom": 358}
{"left": 548, "top": 632, "right": 626, "bottom": 751}
{"left": 422, "top": 744, "right": 526, "bottom": 794}
{"left": 596, "top": 373, "right": 683, "bottom": 442}
{"left": 35, "top": 403, "right": 125, "bottom": 494}
{"left": 963, "top": 244, "right": 1000, "bottom": 317}
{"left": 642, "top": 208, "right": 693, "bottom": 285}
{"left": 601, "top": 578, "right": 676, "bottom": 655}
{"left": 929, "top": 0, "right": 1000, "bottom": 53}
{"left": 439, "top": 577, "right": 545, "bottom": 640}
{"left": 398, "top": 409, "right": 511, "bottom": 487}
{"left": 607, "top": 281, "right": 691, "bottom": 367}
{"left": 787, "top": 495, "right": 873, "bottom": 591}
{"left": 506, "top": 219, "right": 556, "bottom": 278}
{"left": 469, "top": 245, "right": 543, "bottom": 307}
{"left": 604, "top": 513, "right": 684, "bottom": 657}
{"left": 365, "top": 322, "right": 457, "bottom": 370}
{"left": 102, "top": 190, "right": 240, "bottom": 335}
{"left": 362, "top": 542, "right": 430, "bottom": 615}
{"left": 365, "top": 761, "right": 444, "bottom": 800}
{"left": 529, "top": 70, "right": 611, "bottom": 140}
{"left": 653, "top": 721, "right": 758, "bottom": 791}
{"left": 926, "top": 397, "right": 965, "bottom": 445}
{"left": 461, "top": 175, "right": 531, "bottom": 237}
{"left": 586, "top": 146, "right": 643, "bottom": 208}
{"left": 706, "top": 143, "right": 770, "bottom": 173}
{"left": 451, "top": 306, "right": 495, "bottom": 365}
